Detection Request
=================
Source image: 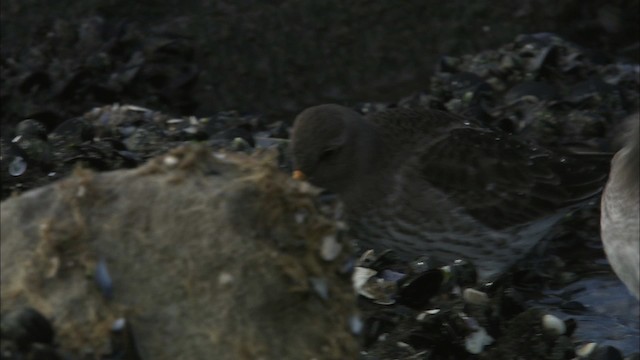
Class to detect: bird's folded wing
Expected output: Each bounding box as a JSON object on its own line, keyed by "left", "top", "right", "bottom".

{"left": 418, "top": 127, "right": 607, "bottom": 230}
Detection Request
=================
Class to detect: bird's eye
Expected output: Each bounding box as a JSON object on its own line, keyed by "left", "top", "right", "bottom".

{"left": 319, "top": 147, "right": 341, "bottom": 161}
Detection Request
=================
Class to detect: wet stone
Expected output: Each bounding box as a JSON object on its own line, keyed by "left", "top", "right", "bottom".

{"left": 0, "top": 307, "right": 55, "bottom": 352}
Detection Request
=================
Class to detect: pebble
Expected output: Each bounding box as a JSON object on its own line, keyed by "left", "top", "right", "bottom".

{"left": 542, "top": 314, "right": 566, "bottom": 336}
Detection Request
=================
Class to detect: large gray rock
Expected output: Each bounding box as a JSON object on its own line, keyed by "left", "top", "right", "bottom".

{"left": 1, "top": 145, "right": 358, "bottom": 359}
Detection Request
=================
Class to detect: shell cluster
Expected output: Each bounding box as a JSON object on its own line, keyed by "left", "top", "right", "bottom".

{"left": 362, "top": 33, "right": 639, "bottom": 151}
{"left": 0, "top": 103, "right": 288, "bottom": 199}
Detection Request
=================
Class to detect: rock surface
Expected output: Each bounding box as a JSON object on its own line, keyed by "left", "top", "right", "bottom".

{"left": 0, "top": 145, "right": 358, "bottom": 359}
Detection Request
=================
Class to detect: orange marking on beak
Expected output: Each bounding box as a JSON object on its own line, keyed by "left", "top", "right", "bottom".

{"left": 292, "top": 170, "right": 307, "bottom": 181}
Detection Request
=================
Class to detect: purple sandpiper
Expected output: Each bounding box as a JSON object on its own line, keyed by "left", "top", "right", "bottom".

{"left": 291, "top": 104, "right": 606, "bottom": 279}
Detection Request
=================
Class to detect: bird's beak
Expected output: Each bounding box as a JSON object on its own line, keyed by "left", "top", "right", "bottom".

{"left": 292, "top": 170, "right": 307, "bottom": 181}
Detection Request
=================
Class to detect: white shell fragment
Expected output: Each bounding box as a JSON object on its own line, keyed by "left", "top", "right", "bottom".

{"left": 462, "top": 288, "right": 490, "bottom": 305}
{"left": 351, "top": 266, "right": 396, "bottom": 305}
{"left": 212, "top": 152, "right": 226, "bottom": 160}
{"left": 416, "top": 309, "right": 441, "bottom": 321}
{"left": 320, "top": 235, "right": 342, "bottom": 261}
{"left": 111, "top": 317, "right": 126, "bottom": 331}
{"left": 352, "top": 266, "right": 377, "bottom": 293}
{"left": 218, "top": 272, "right": 234, "bottom": 286}
{"left": 121, "top": 104, "right": 151, "bottom": 112}
{"left": 183, "top": 126, "right": 198, "bottom": 134}
{"left": 163, "top": 155, "right": 179, "bottom": 167}
{"left": 542, "top": 314, "right": 566, "bottom": 336}
{"left": 575, "top": 342, "right": 597, "bottom": 357}
{"left": 465, "top": 327, "right": 494, "bottom": 354}
{"left": 396, "top": 342, "right": 415, "bottom": 352}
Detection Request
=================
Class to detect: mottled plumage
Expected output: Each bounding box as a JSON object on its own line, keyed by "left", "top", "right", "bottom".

{"left": 601, "top": 114, "right": 639, "bottom": 298}
{"left": 291, "top": 104, "right": 606, "bottom": 279}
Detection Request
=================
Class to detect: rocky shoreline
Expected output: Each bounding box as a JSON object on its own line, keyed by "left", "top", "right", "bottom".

{"left": 1, "top": 14, "right": 639, "bottom": 360}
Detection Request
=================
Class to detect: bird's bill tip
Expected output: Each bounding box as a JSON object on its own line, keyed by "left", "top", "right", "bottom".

{"left": 292, "top": 170, "right": 307, "bottom": 181}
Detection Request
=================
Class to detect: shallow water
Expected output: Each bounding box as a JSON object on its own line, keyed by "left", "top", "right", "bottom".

{"left": 534, "top": 268, "right": 640, "bottom": 356}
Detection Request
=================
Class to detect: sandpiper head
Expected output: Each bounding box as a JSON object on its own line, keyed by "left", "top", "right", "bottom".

{"left": 291, "top": 104, "right": 375, "bottom": 193}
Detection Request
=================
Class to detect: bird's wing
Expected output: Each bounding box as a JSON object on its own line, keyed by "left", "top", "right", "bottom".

{"left": 418, "top": 127, "right": 607, "bottom": 230}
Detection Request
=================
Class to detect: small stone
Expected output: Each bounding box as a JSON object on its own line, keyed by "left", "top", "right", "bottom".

{"left": 111, "top": 317, "right": 126, "bottom": 331}
{"left": 576, "top": 342, "right": 598, "bottom": 357}
{"left": 218, "top": 272, "right": 234, "bottom": 286}
{"left": 542, "top": 314, "right": 566, "bottom": 336}
{"left": 462, "top": 288, "right": 490, "bottom": 305}
{"left": 320, "top": 234, "right": 342, "bottom": 261}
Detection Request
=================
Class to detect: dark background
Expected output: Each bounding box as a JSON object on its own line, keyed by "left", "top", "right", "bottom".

{"left": 1, "top": 0, "right": 638, "bottom": 121}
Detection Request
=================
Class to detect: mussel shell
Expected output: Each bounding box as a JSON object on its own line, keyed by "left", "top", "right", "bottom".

{"left": 396, "top": 269, "right": 444, "bottom": 309}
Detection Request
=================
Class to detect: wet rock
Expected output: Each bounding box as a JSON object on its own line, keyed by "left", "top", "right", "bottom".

{"left": 462, "top": 288, "right": 490, "bottom": 306}
{"left": 1, "top": 307, "right": 54, "bottom": 351}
